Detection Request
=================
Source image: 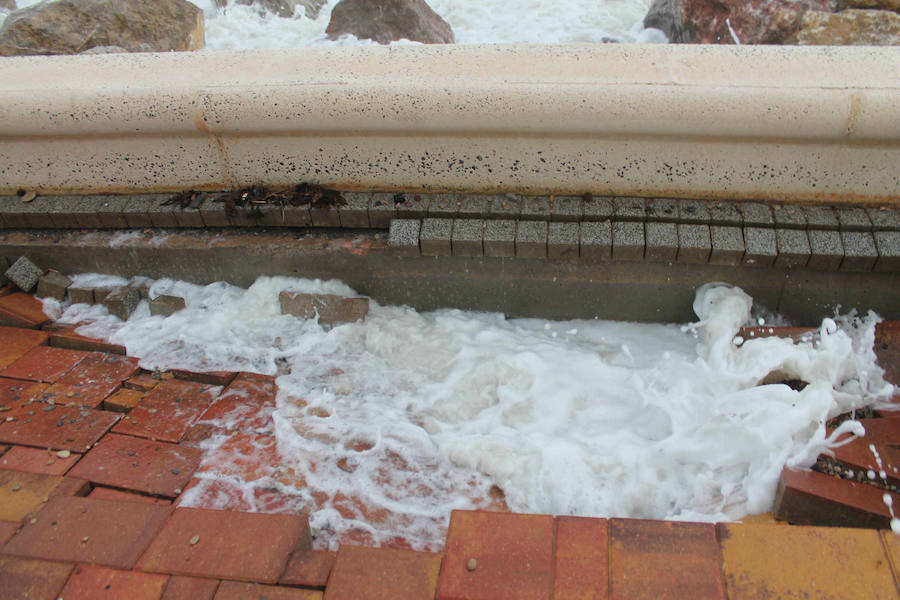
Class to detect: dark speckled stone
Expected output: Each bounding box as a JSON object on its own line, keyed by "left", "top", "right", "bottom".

{"left": 515, "top": 220, "right": 547, "bottom": 259}
{"left": 484, "top": 219, "right": 516, "bottom": 258}
{"left": 580, "top": 221, "right": 611, "bottom": 261}
{"left": 612, "top": 221, "right": 644, "bottom": 261}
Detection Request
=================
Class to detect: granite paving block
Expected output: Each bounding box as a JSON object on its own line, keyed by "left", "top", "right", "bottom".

{"left": 742, "top": 227, "right": 777, "bottom": 267}
{"left": 150, "top": 294, "right": 187, "bottom": 317}
{"left": 36, "top": 270, "right": 71, "bottom": 301}
{"left": 120, "top": 195, "right": 156, "bottom": 228}
{"left": 339, "top": 192, "right": 372, "bottom": 228}
{"left": 645, "top": 222, "right": 677, "bottom": 263}
{"left": 516, "top": 220, "right": 547, "bottom": 259}
{"left": 145, "top": 196, "right": 181, "bottom": 228}
{"left": 388, "top": 219, "right": 421, "bottom": 257}
{"left": 645, "top": 197, "right": 678, "bottom": 223}
{"left": 612, "top": 221, "right": 644, "bottom": 261}
{"left": 868, "top": 206, "right": 900, "bottom": 231}
{"left": 677, "top": 199, "right": 710, "bottom": 224}
{"left": 104, "top": 286, "right": 141, "bottom": 320}
{"left": 708, "top": 202, "right": 743, "bottom": 226}
{"left": 251, "top": 202, "right": 290, "bottom": 228}
{"left": 807, "top": 230, "right": 844, "bottom": 271}
{"left": 519, "top": 196, "right": 551, "bottom": 221}
{"left": 0, "top": 195, "right": 32, "bottom": 228}
{"left": 840, "top": 231, "right": 878, "bottom": 272}
{"left": 420, "top": 218, "right": 453, "bottom": 257}
{"left": 803, "top": 205, "right": 839, "bottom": 230}
{"left": 326, "top": 546, "right": 441, "bottom": 600}
{"left": 774, "top": 228, "right": 811, "bottom": 268}
{"left": 452, "top": 219, "right": 484, "bottom": 257}
{"left": 837, "top": 207, "right": 872, "bottom": 231}
{"left": 5, "top": 256, "right": 43, "bottom": 292}
{"left": 613, "top": 197, "right": 645, "bottom": 221}
{"left": 582, "top": 195, "right": 614, "bottom": 221}
{"left": 368, "top": 193, "right": 397, "bottom": 229}
{"left": 709, "top": 226, "right": 745, "bottom": 266}
{"left": 548, "top": 222, "right": 579, "bottom": 260}
{"left": 0, "top": 403, "right": 119, "bottom": 452}
{"left": 483, "top": 220, "right": 516, "bottom": 258}
{"left": 676, "top": 224, "right": 711, "bottom": 264}
{"left": 874, "top": 231, "right": 900, "bottom": 272}
{"left": 580, "top": 221, "right": 612, "bottom": 261}
{"left": 394, "top": 193, "right": 430, "bottom": 220}
{"left": 58, "top": 565, "right": 169, "bottom": 600}
{"left": 550, "top": 196, "right": 583, "bottom": 222}
{"left": 554, "top": 517, "right": 609, "bottom": 600}
{"left": 172, "top": 193, "right": 207, "bottom": 228}
{"left": 309, "top": 202, "right": 341, "bottom": 228}
{"left": 280, "top": 292, "right": 370, "bottom": 326}
{"left": 487, "top": 195, "right": 519, "bottom": 219}
{"left": 18, "top": 196, "right": 61, "bottom": 228}
{"left": 773, "top": 205, "right": 807, "bottom": 229}
{"left": 426, "top": 195, "right": 459, "bottom": 219}
{"left": 738, "top": 202, "right": 773, "bottom": 226}
{"left": 0, "top": 556, "right": 73, "bottom": 600}
{"left": 198, "top": 196, "right": 231, "bottom": 227}
{"left": 68, "top": 287, "right": 95, "bottom": 305}
{"left": 282, "top": 198, "right": 312, "bottom": 228}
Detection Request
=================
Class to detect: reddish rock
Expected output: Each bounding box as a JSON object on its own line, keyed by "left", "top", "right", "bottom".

{"left": 326, "top": 0, "right": 454, "bottom": 45}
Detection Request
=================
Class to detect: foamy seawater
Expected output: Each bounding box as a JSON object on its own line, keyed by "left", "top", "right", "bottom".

{"left": 42, "top": 276, "right": 896, "bottom": 549}
{"left": 2, "top": 0, "right": 666, "bottom": 50}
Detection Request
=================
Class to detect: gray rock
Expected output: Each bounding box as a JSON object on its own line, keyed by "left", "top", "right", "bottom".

{"left": 368, "top": 194, "right": 397, "bottom": 229}
{"left": 36, "top": 270, "right": 72, "bottom": 301}
{"left": 104, "top": 286, "right": 141, "bottom": 321}
{"left": 874, "top": 231, "right": 900, "bottom": 272}
{"left": 279, "top": 291, "right": 369, "bottom": 325}
{"left": 326, "top": 0, "right": 454, "bottom": 44}
{"left": 550, "top": 196, "right": 583, "bottom": 222}
{"left": 582, "top": 196, "right": 614, "bottom": 221}
{"left": 840, "top": 231, "right": 878, "bottom": 272}
{"left": 388, "top": 219, "right": 421, "bottom": 257}
{"left": 420, "top": 218, "right": 452, "bottom": 257}
{"left": 807, "top": 230, "right": 844, "bottom": 271}
{"left": 612, "top": 221, "right": 644, "bottom": 261}
{"left": 709, "top": 226, "right": 744, "bottom": 266}
{"left": 520, "top": 197, "right": 551, "bottom": 221}
{"left": 643, "top": 0, "right": 686, "bottom": 42}
{"left": 150, "top": 294, "right": 187, "bottom": 317}
{"left": 515, "top": 221, "right": 547, "bottom": 259}
{"left": 676, "top": 224, "right": 711, "bottom": 263}
{"left": 68, "top": 287, "right": 95, "bottom": 305}
{"left": 742, "top": 227, "right": 777, "bottom": 267}
{"left": 5, "top": 256, "right": 43, "bottom": 292}
{"left": 451, "top": 219, "right": 483, "bottom": 257}
{"left": 580, "top": 221, "right": 612, "bottom": 261}
{"left": 774, "top": 229, "right": 811, "bottom": 269}
{"left": 547, "top": 222, "right": 579, "bottom": 260}
{"left": 483, "top": 220, "right": 516, "bottom": 258}
{"left": 645, "top": 222, "right": 677, "bottom": 263}
{"left": 613, "top": 197, "right": 645, "bottom": 222}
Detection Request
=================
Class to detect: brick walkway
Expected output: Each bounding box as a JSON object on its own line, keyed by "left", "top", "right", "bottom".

{"left": 1, "top": 285, "right": 900, "bottom": 599}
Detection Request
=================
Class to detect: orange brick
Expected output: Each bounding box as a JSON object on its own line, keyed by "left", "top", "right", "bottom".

{"left": 198, "top": 372, "right": 277, "bottom": 434}
{"left": 0, "top": 293, "right": 50, "bottom": 329}
{"left": 88, "top": 487, "right": 172, "bottom": 505}
{"left": 0, "top": 469, "right": 65, "bottom": 521}
{"left": 0, "top": 345, "right": 89, "bottom": 383}
{"left": 326, "top": 546, "right": 441, "bottom": 600}
{"left": 720, "top": 523, "right": 897, "bottom": 599}
{"left": 172, "top": 369, "right": 237, "bottom": 387}
{"left": 0, "top": 556, "right": 73, "bottom": 600}
{"left": 280, "top": 549, "right": 336, "bottom": 588}
{"left": 41, "top": 352, "right": 140, "bottom": 408}
{"left": 214, "top": 581, "right": 322, "bottom": 600}
{"left": 58, "top": 564, "right": 168, "bottom": 600}
{"left": 0, "top": 519, "right": 20, "bottom": 545}
{"left": 104, "top": 387, "right": 146, "bottom": 412}
{"left": 124, "top": 372, "right": 162, "bottom": 392}
{"left": 554, "top": 517, "right": 608, "bottom": 600}
{"left": 0, "top": 403, "right": 120, "bottom": 452}
{"left": 0, "top": 326, "right": 49, "bottom": 369}
{"left": 436, "top": 510, "right": 554, "bottom": 600}
{"left": 0, "top": 445, "right": 80, "bottom": 475}
{"left": 0, "top": 377, "right": 48, "bottom": 409}
{"left": 736, "top": 326, "right": 816, "bottom": 344}
{"left": 161, "top": 576, "right": 220, "bottom": 600}
{"left": 881, "top": 530, "right": 900, "bottom": 588}
{"left": 609, "top": 519, "right": 725, "bottom": 600}
{"left": 112, "top": 380, "right": 222, "bottom": 443}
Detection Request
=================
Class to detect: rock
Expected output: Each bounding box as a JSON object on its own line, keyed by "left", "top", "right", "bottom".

{"left": 149, "top": 294, "right": 186, "bottom": 317}
{"left": 280, "top": 291, "right": 369, "bottom": 325}
{"left": 0, "top": 1, "right": 16, "bottom": 12}
{"left": 326, "top": 0, "right": 454, "bottom": 44}
{"left": 644, "top": 0, "right": 836, "bottom": 44}
{"left": 0, "top": 0, "right": 204, "bottom": 57}
{"left": 215, "top": 0, "right": 326, "bottom": 19}
{"left": 797, "top": 9, "right": 900, "bottom": 44}
{"left": 68, "top": 287, "right": 95, "bottom": 304}
{"left": 839, "top": 0, "right": 900, "bottom": 9}
{"left": 5, "top": 256, "right": 43, "bottom": 293}
{"left": 36, "top": 270, "right": 72, "bottom": 301}
{"left": 103, "top": 286, "right": 141, "bottom": 321}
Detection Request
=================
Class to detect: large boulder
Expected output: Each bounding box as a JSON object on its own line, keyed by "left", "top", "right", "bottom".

{"left": 0, "top": 0, "right": 204, "bottom": 56}
{"left": 214, "top": 0, "right": 326, "bottom": 20}
{"left": 326, "top": 0, "right": 454, "bottom": 44}
{"left": 796, "top": 9, "right": 900, "bottom": 44}
{"left": 644, "top": 0, "right": 836, "bottom": 44}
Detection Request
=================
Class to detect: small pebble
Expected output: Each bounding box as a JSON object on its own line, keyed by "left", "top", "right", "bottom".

{"left": 11, "top": 485, "right": 21, "bottom": 492}
{"left": 173, "top": 488, "right": 182, "bottom": 495}
{"left": 81, "top": 536, "right": 89, "bottom": 543}
{"left": 189, "top": 534, "right": 200, "bottom": 545}
{"left": 171, "top": 469, "right": 180, "bottom": 475}
{"left": 147, "top": 408, "right": 158, "bottom": 414}
{"left": 466, "top": 558, "right": 477, "bottom": 571}
{"left": 56, "top": 450, "right": 71, "bottom": 459}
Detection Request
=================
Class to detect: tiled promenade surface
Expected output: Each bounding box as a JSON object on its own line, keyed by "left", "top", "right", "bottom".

{"left": 0, "top": 286, "right": 899, "bottom": 598}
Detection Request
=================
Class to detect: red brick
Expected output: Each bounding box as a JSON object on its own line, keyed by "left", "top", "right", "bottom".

{"left": 58, "top": 564, "right": 168, "bottom": 600}
{"left": 0, "top": 556, "right": 74, "bottom": 600}
{"left": 0, "top": 345, "right": 89, "bottom": 383}
{"left": 0, "top": 519, "right": 19, "bottom": 545}
{"left": 180, "top": 423, "right": 223, "bottom": 446}
{"left": 554, "top": 517, "right": 608, "bottom": 600}
{"left": 112, "top": 380, "right": 222, "bottom": 443}
{"left": 214, "top": 581, "right": 322, "bottom": 600}
{"left": 0, "top": 284, "right": 14, "bottom": 297}
{"left": 137, "top": 507, "right": 310, "bottom": 583}
{"left": 0, "top": 445, "right": 80, "bottom": 475}
{"left": 609, "top": 519, "right": 725, "bottom": 600}
{"left": 162, "top": 576, "right": 220, "bottom": 600}
{"left": 44, "top": 322, "right": 127, "bottom": 355}
{"left": 831, "top": 418, "right": 900, "bottom": 447}
{"left": 736, "top": 326, "right": 816, "bottom": 344}
{"left": 876, "top": 321, "right": 899, "bottom": 386}
{"left": 69, "top": 433, "right": 201, "bottom": 497}
{"left": 280, "top": 549, "right": 336, "bottom": 588}
{"left": 172, "top": 369, "right": 237, "bottom": 387}
{"left": 48, "top": 475, "right": 92, "bottom": 499}
{"left": 830, "top": 440, "right": 900, "bottom": 487}
{"left": 199, "top": 372, "right": 277, "bottom": 434}
{"left": 0, "top": 293, "right": 50, "bottom": 329}
{"left": 124, "top": 372, "right": 162, "bottom": 392}
{"left": 0, "top": 404, "right": 120, "bottom": 452}
{"left": 104, "top": 387, "right": 146, "bottom": 412}
{"left": 0, "top": 377, "right": 48, "bottom": 409}
{"left": 0, "top": 326, "right": 49, "bottom": 369}
{"left": 41, "top": 352, "right": 140, "bottom": 408}
{"left": 775, "top": 466, "right": 897, "bottom": 528}
{"left": 436, "top": 510, "right": 554, "bottom": 600}
{"left": 89, "top": 487, "right": 172, "bottom": 505}
{"left": 3, "top": 495, "right": 172, "bottom": 568}
{"left": 326, "top": 546, "right": 441, "bottom": 600}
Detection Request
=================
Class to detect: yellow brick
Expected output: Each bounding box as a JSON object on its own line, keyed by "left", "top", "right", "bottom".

{"left": 0, "top": 469, "right": 63, "bottom": 521}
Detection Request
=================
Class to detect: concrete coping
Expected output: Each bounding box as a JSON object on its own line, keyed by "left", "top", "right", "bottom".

{"left": 0, "top": 45, "right": 898, "bottom": 202}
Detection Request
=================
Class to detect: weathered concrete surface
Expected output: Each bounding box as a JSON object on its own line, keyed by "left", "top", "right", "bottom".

{"left": 1, "top": 229, "right": 895, "bottom": 322}
{"left": 0, "top": 45, "right": 898, "bottom": 203}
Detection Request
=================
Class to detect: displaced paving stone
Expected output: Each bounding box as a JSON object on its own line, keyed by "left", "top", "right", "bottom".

{"left": 103, "top": 387, "right": 146, "bottom": 412}
{"left": 41, "top": 351, "right": 140, "bottom": 408}
{"left": 68, "top": 287, "right": 96, "bottom": 305}
{"left": 0, "top": 292, "right": 50, "bottom": 328}
{"left": 837, "top": 207, "right": 873, "bottom": 231}
{"left": 137, "top": 507, "right": 310, "bottom": 583}
{"left": 59, "top": 564, "right": 169, "bottom": 600}
{"left": 281, "top": 549, "right": 337, "bottom": 588}
{"left": 0, "top": 556, "right": 74, "bottom": 600}
{"left": 580, "top": 221, "right": 612, "bottom": 262}
{"left": 279, "top": 292, "right": 369, "bottom": 326}
{"left": 214, "top": 581, "right": 322, "bottom": 600}
{"left": 112, "top": 379, "right": 221, "bottom": 443}
{"left": 419, "top": 218, "right": 453, "bottom": 257}
{"left": 70, "top": 433, "right": 202, "bottom": 497}
{"left": 45, "top": 322, "right": 126, "bottom": 355}
{"left": 0, "top": 469, "right": 65, "bottom": 521}
{"left": 719, "top": 523, "right": 897, "bottom": 599}
{"left": 709, "top": 226, "right": 744, "bottom": 266}
{"left": 35, "top": 270, "right": 71, "bottom": 301}
{"left": 550, "top": 196, "right": 583, "bottom": 222}
{"left": 326, "top": 546, "right": 441, "bottom": 600}
{"left": 161, "top": 576, "right": 221, "bottom": 600}
{"left": 516, "top": 221, "right": 548, "bottom": 259}
{"left": 388, "top": 219, "right": 421, "bottom": 257}
{"left": 0, "top": 326, "right": 49, "bottom": 370}
{"left": 554, "top": 517, "right": 609, "bottom": 600}
{"left": 0, "top": 376, "right": 48, "bottom": 409}
{"left": 773, "top": 205, "right": 807, "bottom": 229}
{"left": 394, "top": 193, "right": 430, "bottom": 221}
{"left": 150, "top": 295, "right": 187, "bottom": 317}
{"left": 0, "top": 445, "right": 79, "bottom": 476}
{"left": 582, "top": 196, "right": 614, "bottom": 221}
{"left": 368, "top": 194, "right": 397, "bottom": 229}
{"left": 483, "top": 220, "right": 516, "bottom": 258}
{"left": 548, "top": 222, "right": 579, "bottom": 260}
{"left": 486, "top": 196, "right": 518, "bottom": 220}
{"left": 803, "top": 205, "right": 839, "bottom": 230}
{"left": 519, "top": 197, "right": 550, "bottom": 221}
{"left": 774, "top": 229, "right": 811, "bottom": 268}
{"left": 436, "top": 510, "right": 554, "bottom": 600}
{"left": 4, "top": 256, "right": 43, "bottom": 292}
{"left": 612, "top": 221, "right": 644, "bottom": 261}
{"left": 645, "top": 197, "right": 678, "bottom": 223}
{"left": 613, "top": 197, "right": 645, "bottom": 221}
{"left": 829, "top": 438, "right": 900, "bottom": 487}
{"left": 644, "top": 222, "right": 677, "bottom": 262}
{"left": 104, "top": 286, "right": 141, "bottom": 321}
{"left": 677, "top": 199, "right": 710, "bottom": 224}
{"left": 874, "top": 231, "right": 900, "bottom": 272}
{"left": 0, "top": 403, "right": 120, "bottom": 452}
{"left": 676, "top": 224, "right": 711, "bottom": 264}
{"left": 610, "top": 519, "right": 725, "bottom": 600}
{"left": 840, "top": 231, "right": 878, "bottom": 272}
{"left": 171, "top": 369, "right": 236, "bottom": 387}
{"left": 807, "top": 229, "right": 845, "bottom": 271}
{"left": 452, "top": 219, "right": 484, "bottom": 257}
{"left": 88, "top": 486, "right": 171, "bottom": 505}
{"left": 707, "top": 202, "right": 743, "bottom": 226}
{"left": 124, "top": 372, "right": 161, "bottom": 393}
{"left": 742, "top": 227, "right": 777, "bottom": 267}
{"left": 0, "top": 345, "right": 89, "bottom": 383}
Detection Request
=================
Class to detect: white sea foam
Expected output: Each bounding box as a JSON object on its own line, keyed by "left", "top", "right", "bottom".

{"left": 46, "top": 275, "right": 896, "bottom": 547}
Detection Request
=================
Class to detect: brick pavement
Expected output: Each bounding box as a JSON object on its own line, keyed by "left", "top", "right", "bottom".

{"left": 0, "top": 296, "right": 898, "bottom": 598}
